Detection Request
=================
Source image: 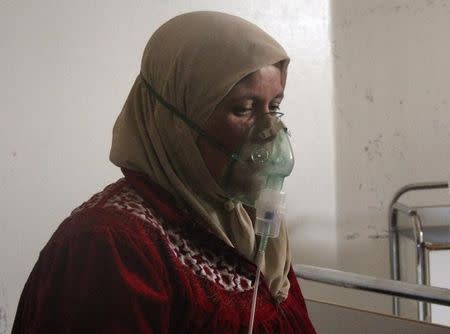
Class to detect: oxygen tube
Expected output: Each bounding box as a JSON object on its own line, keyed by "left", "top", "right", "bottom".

{"left": 248, "top": 176, "right": 286, "bottom": 334}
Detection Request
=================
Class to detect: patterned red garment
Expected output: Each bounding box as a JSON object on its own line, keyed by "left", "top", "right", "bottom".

{"left": 12, "top": 169, "right": 316, "bottom": 333}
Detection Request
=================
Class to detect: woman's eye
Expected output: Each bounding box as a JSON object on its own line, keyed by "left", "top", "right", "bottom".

{"left": 233, "top": 108, "right": 253, "bottom": 117}
{"left": 269, "top": 104, "right": 281, "bottom": 112}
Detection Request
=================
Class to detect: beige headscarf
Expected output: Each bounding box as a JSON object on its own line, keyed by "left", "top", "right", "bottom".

{"left": 110, "top": 11, "right": 291, "bottom": 301}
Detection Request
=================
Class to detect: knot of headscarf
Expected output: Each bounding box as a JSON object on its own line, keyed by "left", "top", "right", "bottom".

{"left": 223, "top": 200, "right": 236, "bottom": 211}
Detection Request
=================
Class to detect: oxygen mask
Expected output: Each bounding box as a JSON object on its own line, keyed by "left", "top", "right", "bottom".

{"left": 236, "top": 113, "right": 294, "bottom": 334}
{"left": 223, "top": 112, "right": 294, "bottom": 207}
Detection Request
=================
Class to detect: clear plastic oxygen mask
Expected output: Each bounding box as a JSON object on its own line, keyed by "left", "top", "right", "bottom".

{"left": 220, "top": 113, "right": 294, "bottom": 334}
{"left": 186, "top": 112, "right": 293, "bottom": 334}
{"left": 222, "top": 112, "right": 294, "bottom": 208}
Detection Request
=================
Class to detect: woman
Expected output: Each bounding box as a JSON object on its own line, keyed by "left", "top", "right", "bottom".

{"left": 13, "top": 11, "right": 316, "bottom": 333}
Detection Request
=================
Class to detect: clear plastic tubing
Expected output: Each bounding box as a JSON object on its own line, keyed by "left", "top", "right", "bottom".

{"left": 247, "top": 236, "right": 267, "bottom": 334}
{"left": 247, "top": 189, "right": 286, "bottom": 334}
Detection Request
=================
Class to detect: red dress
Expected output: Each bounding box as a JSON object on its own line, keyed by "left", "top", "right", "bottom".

{"left": 12, "top": 169, "right": 316, "bottom": 333}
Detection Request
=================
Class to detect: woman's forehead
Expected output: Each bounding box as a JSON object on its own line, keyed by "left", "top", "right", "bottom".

{"left": 226, "top": 65, "right": 284, "bottom": 100}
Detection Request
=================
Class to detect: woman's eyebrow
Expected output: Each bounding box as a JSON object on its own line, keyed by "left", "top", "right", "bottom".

{"left": 229, "top": 93, "right": 284, "bottom": 102}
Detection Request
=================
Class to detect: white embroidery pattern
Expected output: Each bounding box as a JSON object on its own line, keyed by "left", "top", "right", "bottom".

{"left": 71, "top": 181, "right": 253, "bottom": 292}
{"left": 71, "top": 182, "right": 118, "bottom": 216}
{"left": 103, "top": 185, "right": 166, "bottom": 236}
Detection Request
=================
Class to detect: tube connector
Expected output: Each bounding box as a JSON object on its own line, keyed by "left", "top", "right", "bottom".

{"left": 255, "top": 188, "right": 286, "bottom": 238}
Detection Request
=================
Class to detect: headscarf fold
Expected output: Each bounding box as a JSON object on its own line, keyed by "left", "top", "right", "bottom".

{"left": 110, "top": 11, "right": 291, "bottom": 301}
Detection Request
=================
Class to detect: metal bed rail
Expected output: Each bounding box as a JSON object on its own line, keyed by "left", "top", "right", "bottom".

{"left": 388, "top": 181, "right": 449, "bottom": 319}
{"left": 389, "top": 182, "right": 449, "bottom": 285}
{"left": 294, "top": 264, "right": 450, "bottom": 307}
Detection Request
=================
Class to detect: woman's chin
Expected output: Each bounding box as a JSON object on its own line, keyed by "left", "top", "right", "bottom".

{"left": 225, "top": 174, "right": 267, "bottom": 204}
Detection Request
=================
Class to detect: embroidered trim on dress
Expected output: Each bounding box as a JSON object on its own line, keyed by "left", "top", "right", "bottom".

{"left": 71, "top": 181, "right": 253, "bottom": 292}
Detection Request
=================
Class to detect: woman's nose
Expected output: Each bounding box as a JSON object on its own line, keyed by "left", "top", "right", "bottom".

{"left": 255, "top": 112, "right": 278, "bottom": 142}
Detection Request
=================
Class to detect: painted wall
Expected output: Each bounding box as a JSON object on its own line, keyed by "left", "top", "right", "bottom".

{"left": 333, "top": 0, "right": 450, "bottom": 313}
{"left": 0, "top": 1, "right": 334, "bottom": 332}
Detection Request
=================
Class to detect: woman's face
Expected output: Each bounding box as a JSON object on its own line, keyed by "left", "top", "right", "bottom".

{"left": 197, "top": 64, "right": 284, "bottom": 195}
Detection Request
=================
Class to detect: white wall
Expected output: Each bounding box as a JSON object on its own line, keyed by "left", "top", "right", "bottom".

{"left": 0, "top": 1, "right": 335, "bottom": 332}
{"left": 333, "top": 0, "right": 450, "bottom": 313}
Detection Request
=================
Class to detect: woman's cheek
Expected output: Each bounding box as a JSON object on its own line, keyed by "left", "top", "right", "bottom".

{"left": 221, "top": 119, "right": 249, "bottom": 152}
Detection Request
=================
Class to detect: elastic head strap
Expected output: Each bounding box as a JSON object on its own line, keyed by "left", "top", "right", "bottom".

{"left": 139, "top": 73, "right": 240, "bottom": 161}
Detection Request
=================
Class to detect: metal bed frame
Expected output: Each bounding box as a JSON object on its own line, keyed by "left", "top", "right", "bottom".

{"left": 293, "top": 182, "right": 450, "bottom": 324}
{"left": 388, "top": 182, "right": 449, "bottom": 320}
{"left": 294, "top": 264, "right": 450, "bottom": 311}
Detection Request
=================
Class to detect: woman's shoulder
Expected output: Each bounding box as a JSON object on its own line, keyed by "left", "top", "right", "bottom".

{"left": 12, "top": 181, "right": 177, "bottom": 333}
{"left": 70, "top": 178, "right": 162, "bottom": 227}
{"left": 44, "top": 179, "right": 170, "bottom": 256}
